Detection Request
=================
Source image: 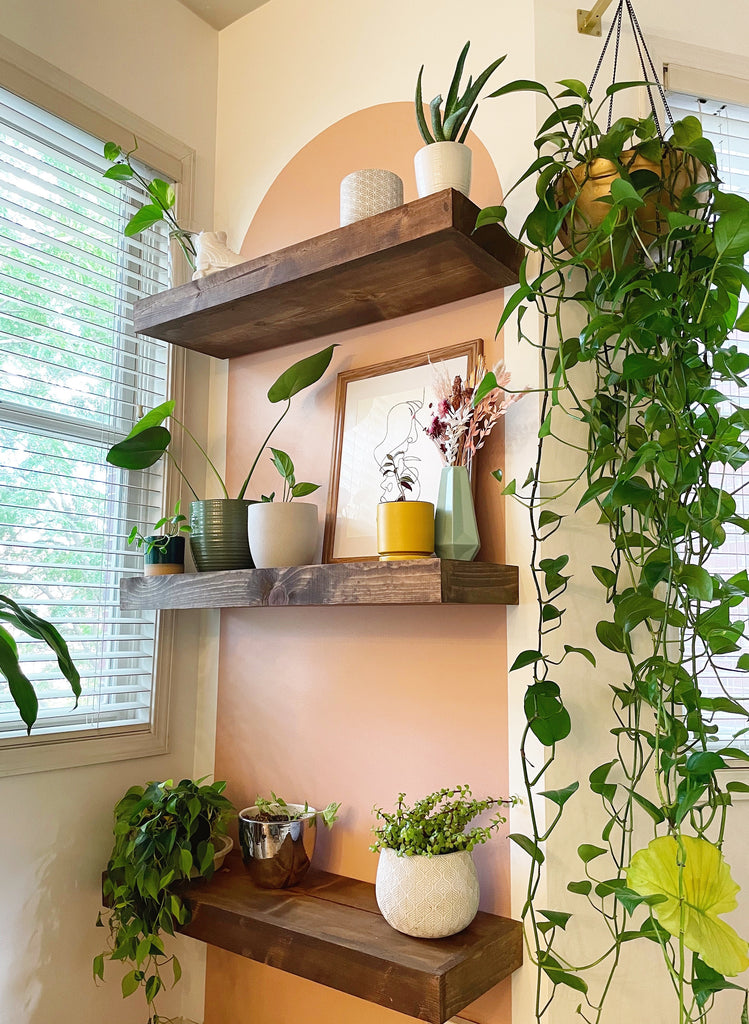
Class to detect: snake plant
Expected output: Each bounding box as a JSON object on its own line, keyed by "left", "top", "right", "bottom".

{"left": 415, "top": 41, "right": 505, "bottom": 145}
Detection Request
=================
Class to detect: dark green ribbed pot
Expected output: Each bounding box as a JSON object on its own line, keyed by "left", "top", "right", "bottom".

{"left": 189, "top": 499, "right": 254, "bottom": 573}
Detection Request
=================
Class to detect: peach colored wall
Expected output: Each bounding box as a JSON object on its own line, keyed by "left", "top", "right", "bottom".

{"left": 207, "top": 104, "right": 512, "bottom": 1024}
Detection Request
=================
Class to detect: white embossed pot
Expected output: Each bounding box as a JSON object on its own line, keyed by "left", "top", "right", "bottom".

{"left": 375, "top": 847, "right": 480, "bottom": 938}
{"left": 414, "top": 141, "right": 472, "bottom": 199}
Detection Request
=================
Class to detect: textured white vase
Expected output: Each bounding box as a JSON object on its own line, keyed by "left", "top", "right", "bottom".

{"left": 375, "top": 848, "right": 480, "bottom": 938}
{"left": 340, "top": 169, "right": 404, "bottom": 226}
{"left": 247, "top": 502, "right": 319, "bottom": 568}
{"left": 414, "top": 142, "right": 472, "bottom": 199}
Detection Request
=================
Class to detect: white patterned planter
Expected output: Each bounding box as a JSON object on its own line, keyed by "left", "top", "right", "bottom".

{"left": 375, "top": 848, "right": 480, "bottom": 938}
{"left": 340, "top": 169, "right": 404, "bottom": 226}
{"left": 414, "top": 141, "right": 472, "bottom": 199}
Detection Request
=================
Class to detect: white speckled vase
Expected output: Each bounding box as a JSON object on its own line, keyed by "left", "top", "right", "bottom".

{"left": 414, "top": 141, "right": 472, "bottom": 198}
{"left": 340, "top": 169, "right": 404, "bottom": 226}
{"left": 375, "top": 848, "right": 480, "bottom": 938}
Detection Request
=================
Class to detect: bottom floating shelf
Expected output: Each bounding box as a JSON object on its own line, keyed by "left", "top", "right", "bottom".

{"left": 180, "top": 853, "right": 522, "bottom": 1023}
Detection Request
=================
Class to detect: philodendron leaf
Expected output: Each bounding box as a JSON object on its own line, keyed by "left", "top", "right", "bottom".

{"left": 540, "top": 781, "right": 579, "bottom": 808}
{"left": 106, "top": 426, "right": 172, "bottom": 470}
{"left": 124, "top": 204, "right": 164, "bottom": 237}
{"left": 267, "top": 345, "right": 336, "bottom": 403}
{"left": 148, "top": 178, "right": 176, "bottom": 210}
{"left": 291, "top": 482, "right": 319, "bottom": 498}
{"left": 103, "top": 141, "right": 121, "bottom": 161}
{"left": 472, "top": 371, "right": 498, "bottom": 407}
{"left": 627, "top": 836, "right": 749, "bottom": 977}
{"left": 509, "top": 833, "right": 545, "bottom": 864}
{"left": 270, "top": 447, "right": 294, "bottom": 482}
{"left": 102, "top": 164, "right": 134, "bottom": 181}
{"left": 578, "top": 844, "right": 607, "bottom": 863}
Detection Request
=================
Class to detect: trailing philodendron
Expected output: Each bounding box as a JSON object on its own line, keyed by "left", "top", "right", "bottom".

{"left": 102, "top": 140, "right": 197, "bottom": 272}
{"left": 95, "top": 778, "right": 235, "bottom": 1024}
{"left": 483, "top": 75, "right": 749, "bottom": 1021}
{"left": 414, "top": 42, "right": 505, "bottom": 199}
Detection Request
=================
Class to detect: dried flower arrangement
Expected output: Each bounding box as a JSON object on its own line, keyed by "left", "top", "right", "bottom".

{"left": 425, "top": 357, "right": 520, "bottom": 468}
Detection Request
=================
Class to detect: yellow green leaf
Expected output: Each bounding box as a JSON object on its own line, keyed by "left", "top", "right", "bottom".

{"left": 627, "top": 836, "right": 749, "bottom": 977}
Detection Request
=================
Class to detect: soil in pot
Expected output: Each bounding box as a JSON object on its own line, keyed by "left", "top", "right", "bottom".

{"left": 238, "top": 804, "right": 317, "bottom": 889}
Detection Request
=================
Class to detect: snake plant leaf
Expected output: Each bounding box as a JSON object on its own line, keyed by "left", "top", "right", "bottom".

{"left": 429, "top": 95, "right": 445, "bottom": 142}
{"left": 267, "top": 345, "right": 336, "bottom": 404}
{"left": 445, "top": 41, "right": 470, "bottom": 117}
{"left": 414, "top": 66, "right": 434, "bottom": 145}
{"left": 627, "top": 835, "right": 749, "bottom": 977}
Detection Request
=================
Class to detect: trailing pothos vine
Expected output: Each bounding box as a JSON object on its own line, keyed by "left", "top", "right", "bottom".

{"left": 481, "top": 76, "right": 749, "bottom": 1022}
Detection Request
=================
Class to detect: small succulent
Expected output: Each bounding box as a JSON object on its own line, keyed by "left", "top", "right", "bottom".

{"left": 260, "top": 448, "right": 320, "bottom": 503}
{"left": 371, "top": 785, "right": 517, "bottom": 857}
{"left": 415, "top": 42, "right": 506, "bottom": 146}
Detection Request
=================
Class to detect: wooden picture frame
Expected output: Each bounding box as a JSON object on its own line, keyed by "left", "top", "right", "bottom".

{"left": 323, "top": 339, "right": 483, "bottom": 563}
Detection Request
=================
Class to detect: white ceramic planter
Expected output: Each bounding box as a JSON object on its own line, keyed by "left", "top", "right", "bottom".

{"left": 414, "top": 141, "right": 472, "bottom": 199}
{"left": 247, "top": 501, "right": 319, "bottom": 568}
{"left": 375, "top": 847, "right": 480, "bottom": 938}
{"left": 340, "top": 169, "right": 404, "bottom": 226}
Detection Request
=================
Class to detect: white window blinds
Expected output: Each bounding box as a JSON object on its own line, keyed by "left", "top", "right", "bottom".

{"left": 667, "top": 89, "right": 749, "bottom": 746}
{"left": 0, "top": 84, "right": 172, "bottom": 739}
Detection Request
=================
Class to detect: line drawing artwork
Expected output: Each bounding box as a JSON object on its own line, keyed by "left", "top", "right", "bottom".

{"left": 373, "top": 396, "right": 426, "bottom": 502}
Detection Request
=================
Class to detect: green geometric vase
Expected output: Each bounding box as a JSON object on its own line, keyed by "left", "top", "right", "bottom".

{"left": 434, "top": 466, "right": 480, "bottom": 560}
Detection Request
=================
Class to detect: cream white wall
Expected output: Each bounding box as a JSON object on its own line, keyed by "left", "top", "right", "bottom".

{"left": 215, "top": 2, "right": 749, "bottom": 1023}
{"left": 0, "top": 3, "right": 219, "bottom": 1023}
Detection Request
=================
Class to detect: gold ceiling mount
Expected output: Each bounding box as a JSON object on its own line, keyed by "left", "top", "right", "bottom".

{"left": 577, "top": 0, "right": 617, "bottom": 36}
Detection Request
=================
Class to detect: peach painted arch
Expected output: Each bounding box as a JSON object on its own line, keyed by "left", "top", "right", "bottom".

{"left": 241, "top": 100, "right": 503, "bottom": 258}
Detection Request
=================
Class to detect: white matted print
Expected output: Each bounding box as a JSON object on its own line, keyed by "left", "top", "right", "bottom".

{"left": 323, "top": 340, "right": 482, "bottom": 562}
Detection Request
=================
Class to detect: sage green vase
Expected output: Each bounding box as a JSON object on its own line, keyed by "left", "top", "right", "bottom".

{"left": 434, "top": 466, "right": 480, "bottom": 561}
{"left": 189, "top": 499, "right": 254, "bottom": 572}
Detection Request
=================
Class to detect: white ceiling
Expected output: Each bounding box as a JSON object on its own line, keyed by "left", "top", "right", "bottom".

{"left": 177, "top": 0, "right": 270, "bottom": 30}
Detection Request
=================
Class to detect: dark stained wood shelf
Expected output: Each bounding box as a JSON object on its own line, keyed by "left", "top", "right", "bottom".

{"left": 119, "top": 558, "right": 519, "bottom": 611}
{"left": 132, "top": 189, "right": 523, "bottom": 359}
{"left": 180, "top": 853, "right": 522, "bottom": 1022}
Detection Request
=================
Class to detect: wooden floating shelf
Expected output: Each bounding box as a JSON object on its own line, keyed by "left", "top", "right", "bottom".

{"left": 133, "top": 189, "right": 523, "bottom": 359}
{"left": 179, "top": 853, "right": 523, "bottom": 1023}
{"left": 120, "top": 558, "right": 519, "bottom": 611}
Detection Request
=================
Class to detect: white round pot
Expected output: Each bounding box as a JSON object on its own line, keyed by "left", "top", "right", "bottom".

{"left": 340, "top": 169, "right": 404, "bottom": 226}
{"left": 247, "top": 501, "right": 319, "bottom": 568}
{"left": 414, "top": 141, "right": 472, "bottom": 199}
{"left": 375, "top": 847, "right": 480, "bottom": 938}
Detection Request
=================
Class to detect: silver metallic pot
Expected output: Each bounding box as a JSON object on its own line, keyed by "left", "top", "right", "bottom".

{"left": 238, "top": 804, "right": 317, "bottom": 888}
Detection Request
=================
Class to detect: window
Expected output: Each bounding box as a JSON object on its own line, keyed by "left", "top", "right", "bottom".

{"left": 667, "top": 89, "right": 749, "bottom": 745}
{"left": 0, "top": 83, "right": 173, "bottom": 745}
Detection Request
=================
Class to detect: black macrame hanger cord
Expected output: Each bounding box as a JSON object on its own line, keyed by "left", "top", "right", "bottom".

{"left": 582, "top": 0, "right": 675, "bottom": 140}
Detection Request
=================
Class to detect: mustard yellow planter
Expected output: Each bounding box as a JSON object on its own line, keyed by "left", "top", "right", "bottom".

{"left": 376, "top": 501, "right": 435, "bottom": 561}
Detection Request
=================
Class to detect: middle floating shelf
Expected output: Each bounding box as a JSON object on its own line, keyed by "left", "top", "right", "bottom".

{"left": 119, "top": 558, "right": 519, "bottom": 611}
{"left": 132, "top": 188, "right": 523, "bottom": 359}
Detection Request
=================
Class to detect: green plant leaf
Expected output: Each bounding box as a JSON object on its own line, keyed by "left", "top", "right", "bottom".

{"left": 577, "top": 476, "right": 615, "bottom": 510}
{"left": 148, "top": 178, "right": 176, "bottom": 210}
{"left": 715, "top": 207, "right": 749, "bottom": 258}
{"left": 103, "top": 141, "right": 121, "bottom": 161}
{"left": 510, "top": 649, "right": 544, "bottom": 671}
{"left": 267, "top": 345, "right": 336, "bottom": 403}
{"left": 509, "top": 833, "right": 545, "bottom": 864}
{"left": 596, "top": 620, "right": 626, "bottom": 653}
{"left": 473, "top": 371, "right": 498, "bottom": 407}
{"left": 121, "top": 971, "right": 140, "bottom": 998}
{"left": 592, "top": 565, "right": 616, "bottom": 588}
{"left": 538, "top": 510, "right": 561, "bottom": 528}
{"left": 563, "top": 644, "right": 596, "bottom": 667}
{"left": 488, "top": 78, "right": 549, "bottom": 98}
{"left": 124, "top": 204, "right": 164, "bottom": 237}
{"left": 291, "top": 482, "right": 320, "bottom": 498}
{"left": 631, "top": 792, "right": 665, "bottom": 823}
{"left": 0, "top": 624, "right": 38, "bottom": 732}
{"left": 578, "top": 844, "right": 607, "bottom": 863}
{"left": 568, "top": 879, "right": 592, "bottom": 896}
{"left": 102, "top": 164, "right": 134, "bottom": 180}
{"left": 475, "top": 205, "right": 507, "bottom": 229}
{"left": 539, "top": 908, "right": 573, "bottom": 929}
{"left": 270, "top": 447, "right": 294, "bottom": 482}
{"left": 540, "top": 781, "right": 579, "bottom": 808}
{"left": 106, "top": 426, "right": 172, "bottom": 470}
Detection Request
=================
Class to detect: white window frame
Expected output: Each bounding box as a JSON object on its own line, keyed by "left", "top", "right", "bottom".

{"left": 0, "top": 33, "right": 195, "bottom": 777}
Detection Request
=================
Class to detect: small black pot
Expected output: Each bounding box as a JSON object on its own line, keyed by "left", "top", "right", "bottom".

{"left": 144, "top": 535, "right": 185, "bottom": 576}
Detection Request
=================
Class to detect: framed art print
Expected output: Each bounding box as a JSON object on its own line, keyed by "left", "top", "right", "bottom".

{"left": 323, "top": 339, "right": 482, "bottom": 562}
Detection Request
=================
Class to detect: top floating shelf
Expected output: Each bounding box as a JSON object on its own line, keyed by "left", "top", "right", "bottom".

{"left": 133, "top": 189, "right": 523, "bottom": 359}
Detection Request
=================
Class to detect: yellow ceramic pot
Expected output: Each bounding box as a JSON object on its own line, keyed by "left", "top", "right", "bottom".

{"left": 376, "top": 501, "right": 435, "bottom": 561}
{"left": 555, "top": 147, "right": 708, "bottom": 262}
